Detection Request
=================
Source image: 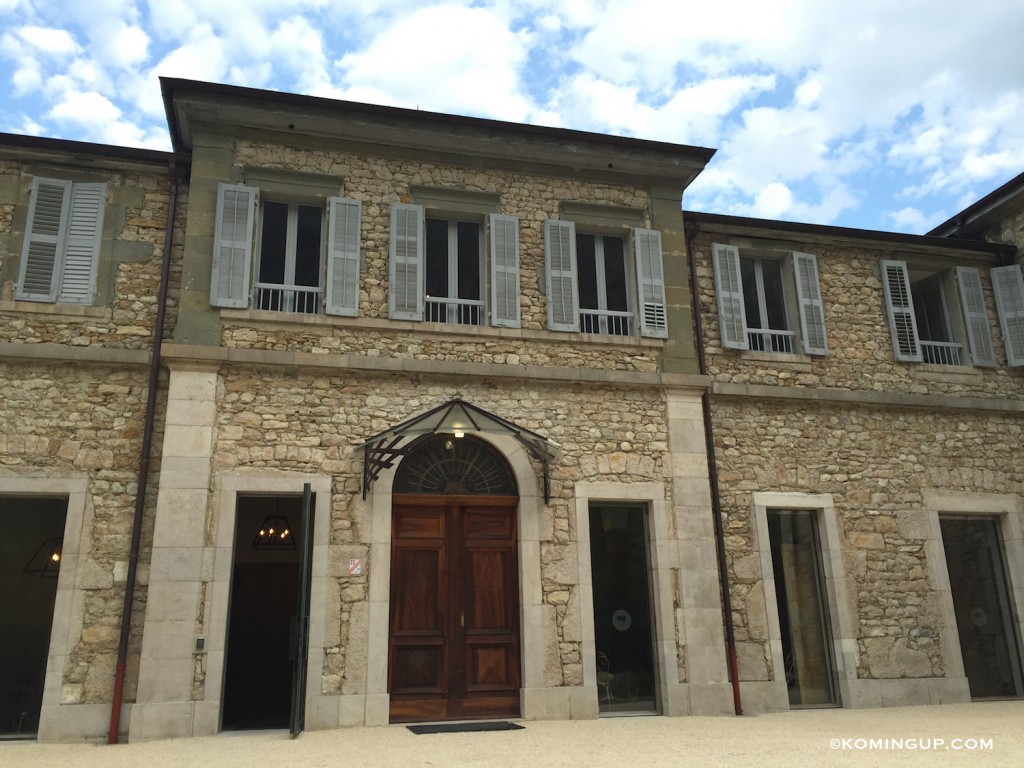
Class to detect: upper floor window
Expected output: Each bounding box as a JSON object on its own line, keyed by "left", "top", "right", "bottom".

{"left": 389, "top": 202, "right": 520, "bottom": 328}
{"left": 712, "top": 243, "right": 827, "bottom": 355}
{"left": 16, "top": 177, "right": 106, "bottom": 304}
{"left": 881, "top": 260, "right": 995, "bottom": 367}
{"left": 544, "top": 220, "right": 667, "bottom": 339}
{"left": 210, "top": 182, "right": 361, "bottom": 317}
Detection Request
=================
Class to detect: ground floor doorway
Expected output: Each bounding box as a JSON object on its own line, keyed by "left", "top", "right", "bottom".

{"left": 388, "top": 496, "right": 521, "bottom": 722}
{"left": 767, "top": 509, "right": 838, "bottom": 707}
{"left": 940, "top": 516, "right": 1024, "bottom": 699}
{"left": 588, "top": 504, "right": 659, "bottom": 714}
{"left": 221, "top": 494, "right": 313, "bottom": 731}
{"left": 0, "top": 497, "right": 67, "bottom": 738}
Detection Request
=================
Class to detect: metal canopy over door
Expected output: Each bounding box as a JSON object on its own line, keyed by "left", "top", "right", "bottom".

{"left": 388, "top": 434, "right": 521, "bottom": 723}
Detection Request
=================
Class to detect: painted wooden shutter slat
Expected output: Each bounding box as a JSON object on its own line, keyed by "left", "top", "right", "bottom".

{"left": 389, "top": 202, "right": 424, "bottom": 320}
{"left": 325, "top": 197, "right": 361, "bottom": 317}
{"left": 58, "top": 182, "right": 106, "bottom": 304}
{"left": 489, "top": 213, "right": 520, "bottom": 328}
{"left": 634, "top": 228, "right": 668, "bottom": 338}
{"left": 17, "top": 178, "right": 71, "bottom": 301}
{"left": 544, "top": 219, "right": 579, "bottom": 332}
{"left": 954, "top": 266, "right": 996, "bottom": 367}
{"left": 712, "top": 242, "right": 748, "bottom": 350}
{"left": 211, "top": 182, "right": 257, "bottom": 308}
{"left": 792, "top": 251, "right": 828, "bottom": 355}
{"left": 991, "top": 264, "right": 1024, "bottom": 367}
{"left": 880, "top": 259, "right": 923, "bottom": 362}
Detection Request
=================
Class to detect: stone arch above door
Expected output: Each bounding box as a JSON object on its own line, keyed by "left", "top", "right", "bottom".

{"left": 393, "top": 434, "right": 518, "bottom": 496}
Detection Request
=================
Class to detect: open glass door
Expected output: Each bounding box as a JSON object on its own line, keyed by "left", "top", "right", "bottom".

{"left": 290, "top": 483, "right": 315, "bottom": 736}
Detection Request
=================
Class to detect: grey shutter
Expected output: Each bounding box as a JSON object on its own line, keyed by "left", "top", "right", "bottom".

{"left": 991, "top": 264, "right": 1024, "bottom": 367}
{"left": 634, "top": 228, "right": 668, "bottom": 338}
{"left": 544, "top": 219, "right": 579, "bottom": 331}
{"left": 57, "top": 182, "right": 106, "bottom": 304}
{"left": 16, "top": 178, "right": 71, "bottom": 301}
{"left": 880, "top": 259, "right": 923, "bottom": 362}
{"left": 712, "top": 242, "right": 748, "bottom": 350}
{"left": 955, "top": 266, "right": 995, "bottom": 367}
{"left": 489, "top": 213, "right": 520, "bottom": 328}
{"left": 325, "top": 197, "right": 361, "bottom": 317}
{"left": 389, "top": 202, "right": 424, "bottom": 320}
{"left": 792, "top": 251, "right": 828, "bottom": 355}
{"left": 210, "top": 182, "right": 257, "bottom": 308}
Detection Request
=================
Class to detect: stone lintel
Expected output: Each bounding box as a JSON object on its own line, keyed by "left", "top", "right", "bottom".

{"left": 0, "top": 340, "right": 149, "bottom": 366}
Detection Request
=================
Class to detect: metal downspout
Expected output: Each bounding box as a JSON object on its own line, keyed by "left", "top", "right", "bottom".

{"left": 108, "top": 158, "right": 180, "bottom": 743}
{"left": 685, "top": 216, "right": 743, "bottom": 715}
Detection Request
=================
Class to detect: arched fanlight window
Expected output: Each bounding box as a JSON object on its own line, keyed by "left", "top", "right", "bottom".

{"left": 393, "top": 434, "right": 517, "bottom": 496}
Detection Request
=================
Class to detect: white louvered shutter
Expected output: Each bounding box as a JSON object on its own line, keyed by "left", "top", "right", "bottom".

{"left": 712, "top": 242, "right": 748, "bottom": 350}
{"left": 210, "top": 182, "right": 258, "bottom": 308}
{"left": 325, "top": 197, "right": 361, "bottom": 317}
{"left": 634, "top": 228, "right": 668, "bottom": 338}
{"left": 954, "top": 266, "right": 995, "bottom": 367}
{"left": 389, "top": 202, "right": 424, "bottom": 320}
{"left": 880, "top": 259, "right": 923, "bottom": 362}
{"left": 57, "top": 182, "right": 106, "bottom": 304}
{"left": 544, "top": 219, "right": 579, "bottom": 332}
{"left": 16, "top": 178, "right": 72, "bottom": 301}
{"left": 991, "top": 264, "right": 1024, "bottom": 367}
{"left": 792, "top": 251, "right": 828, "bottom": 355}
{"left": 489, "top": 213, "right": 520, "bottom": 328}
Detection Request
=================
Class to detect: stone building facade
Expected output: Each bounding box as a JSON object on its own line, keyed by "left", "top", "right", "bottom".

{"left": 125, "top": 79, "right": 731, "bottom": 741}
{"left": 0, "top": 134, "right": 183, "bottom": 740}
{"left": 687, "top": 211, "right": 1024, "bottom": 712}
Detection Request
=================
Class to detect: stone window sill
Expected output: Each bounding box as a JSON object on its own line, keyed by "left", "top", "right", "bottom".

{"left": 219, "top": 309, "right": 665, "bottom": 349}
{"left": 0, "top": 300, "right": 111, "bottom": 321}
{"left": 738, "top": 349, "right": 813, "bottom": 372}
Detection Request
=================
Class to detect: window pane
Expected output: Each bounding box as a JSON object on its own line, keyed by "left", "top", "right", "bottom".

{"left": 456, "top": 221, "right": 480, "bottom": 300}
{"left": 577, "top": 234, "right": 598, "bottom": 310}
{"left": 602, "top": 236, "right": 628, "bottom": 312}
{"left": 761, "top": 259, "right": 788, "bottom": 330}
{"left": 912, "top": 277, "right": 951, "bottom": 342}
{"left": 294, "top": 205, "right": 322, "bottom": 288}
{"left": 425, "top": 218, "right": 449, "bottom": 298}
{"left": 740, "top": 256, "right": 761, "bottom": 329}
{"left": 259, "top": 202, "right": 287, "bottom": 284}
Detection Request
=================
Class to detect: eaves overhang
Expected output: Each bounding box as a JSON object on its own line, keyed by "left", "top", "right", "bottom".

{"left": 928, "top": 170, "right": 1024, "bottom": 239}
{"left": 685, "top": 210, "right": 1014, "bottom": 261}
{"left": 0, "top": 132, "right": 184, "bottom": 172}
{"left": 160, "top": 77, "right": 715, "bottom": 190}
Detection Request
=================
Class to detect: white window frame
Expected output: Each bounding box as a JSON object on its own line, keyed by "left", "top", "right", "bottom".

{"left": 712, "top": 243, "right": 828, "bottom": 355}
{"left": 389, "top": 202, "right": 521, "bottom": 328}
{"left": 16, "top": 177, "right": 106, "bottom": 305}
{"left": 210, "top": 182, "right": 361, "bottom": 316}
{"left": 424, "top": 215, "right": 485, "bottom": 325}
{"left": 576, "top": 230, "right": 634, "bottom": 336}
{"left": 254, "top": 199, "right": 326, "bottom": 314}
{"left": 544, "top": 220, "right": 667, "bottom": 338}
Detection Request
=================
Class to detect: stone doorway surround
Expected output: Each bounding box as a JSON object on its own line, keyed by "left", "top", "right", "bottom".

{"left": 924, "top": 491, "right": 1024, "bottom": 703}
{"left": 0, "top": 476, "right": 91, "bottom": 741}
{"left": 747, "top": 492, "right": 858, "bottom": 712}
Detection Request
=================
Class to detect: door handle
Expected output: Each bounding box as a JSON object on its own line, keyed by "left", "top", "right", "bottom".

{"left": 461, "top": 610, "right": 465, "bottom": 628}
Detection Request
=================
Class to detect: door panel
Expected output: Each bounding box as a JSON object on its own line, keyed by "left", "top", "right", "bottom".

{"left": 389, "top": 498, "right": 520, "bottom": 722}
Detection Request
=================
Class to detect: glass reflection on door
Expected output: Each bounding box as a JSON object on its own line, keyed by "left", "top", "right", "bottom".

{"left": 767, "top": 509, "right": 838, "bottom": 707}
{"left": 589, "top": 504, "right": 658, "bottom": 714}
{"left": 940, "top": 516, "right": 1023, "bottom": 699}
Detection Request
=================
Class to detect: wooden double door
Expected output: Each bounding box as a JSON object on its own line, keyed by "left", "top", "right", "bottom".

{"left": 388, "top": 495, "right": 521, "bottom": 722}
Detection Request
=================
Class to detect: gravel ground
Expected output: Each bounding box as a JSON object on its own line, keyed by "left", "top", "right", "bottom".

{"left": 2, "top": 701, "right": 1022, "bottom": 768}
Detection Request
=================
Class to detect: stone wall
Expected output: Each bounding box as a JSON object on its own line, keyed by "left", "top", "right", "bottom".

{"left": 205, "top": 367, "right": 672, "bottom": 695}
{"left": 0, "top": 361, "right": 162, "bottom": 705}
{"left": 714, "top": 396, "right": 1024, "bottom": 685}
{"left": 693, "top": 231, "right": 1024, "bottom": 399}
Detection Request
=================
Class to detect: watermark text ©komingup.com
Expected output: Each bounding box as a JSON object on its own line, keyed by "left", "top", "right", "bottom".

{"left": 829, "top": 737, "right": 994, "bottom": 751}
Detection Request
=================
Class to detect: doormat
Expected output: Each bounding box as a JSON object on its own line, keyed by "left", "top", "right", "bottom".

{"left": 407, "top": 721, "right": 525, "bottom": 735}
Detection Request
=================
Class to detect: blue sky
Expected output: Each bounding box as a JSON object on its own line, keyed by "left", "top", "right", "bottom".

{"left": 3, "top": 0, "right": 1023, "bottom": 233}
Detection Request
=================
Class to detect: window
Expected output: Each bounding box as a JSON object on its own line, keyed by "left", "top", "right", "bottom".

{"left": 543, "top": 220, "right": 667, "bottom": 338}
{"left": 210, "top": 182, "right": 361, "bottom": 316}
{"left": 389, "top": 202, "right": 520, "bottom": 328}
{"left": 880, "top": 260, "right": 995, "bottom": 366}
{"left": 16, "top": 177, "right": 106, "bottom": 304}
{"left": 712, "top": 243, "right": 827, "bottom": 355}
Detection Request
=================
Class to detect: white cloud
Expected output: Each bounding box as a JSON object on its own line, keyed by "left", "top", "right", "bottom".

{"left": 336, "top": 5, "right": 532, "bottom": 121}
{"left": 16, "top": 26, "right": 81, "bottom": 56}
